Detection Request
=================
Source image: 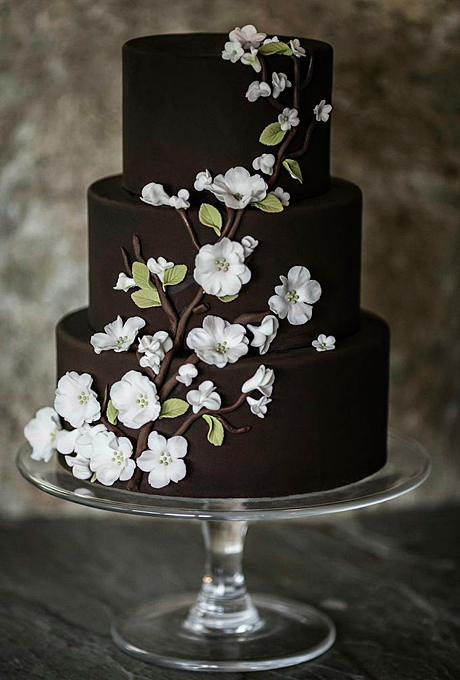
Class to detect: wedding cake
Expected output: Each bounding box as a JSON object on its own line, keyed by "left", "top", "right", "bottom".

{"left": 24, "top": 27, "right": 389, "bottom": 498}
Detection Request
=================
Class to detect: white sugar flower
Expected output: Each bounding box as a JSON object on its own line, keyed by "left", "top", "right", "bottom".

{"left": 241, "top": 47, "right": 262, "bottom": 73}
{"left": 194, "top": 169, "right": 213, "bottom": 191}
{"left": 252, "top": 153, "right": 276, "bottom": 176}
{"left": 110, "top": 370, "right": 161, "bottom": 429}
{"left": 210, "top": 166, "right": 267, "bottom": 210}
{"left": 241, "top": 365, "right": 275, "bottom": 398}
{"left": 169, "top": 189, "right": 190, "bottom": 209}
{"left": 138, "top": 331, "right": 173, "bottom": 374}
{"left": 194, "top": 237, "right": 251, "bottom": 297}
{"left": 176, "top": 363, "right": 198, "bottom": 387}
{"left": 269, "top": 265, "right": 322, "bottom": 325}
{"left": 229, "top": 24, "right": 266, "bottom": 49}
{"left": 73, "top": 423, "right": 108, "bottom": 458}
{"left": 58, "top": 423, "right": 107, "bottom": 480}
{"left": 246, "top": 80, "right": 271, "bottom": 102}
{"left": 278, "top": 107, "right": 300, "bottom": 131}
{"left": 54, "top": 372, "right": 101, "bottom": 429}
{"left": 114, "top": 272, "right": 135, "bottom": 292}
{"left": 186, "top": 380, "right": 221, "bottom": 414}
{"left": 312, "top": 334, "right": 336, "bottom": 352}
{"left": 90, "top": 316, "right": 146, "bottom": 354}
{"left": 89, "top": 430, "right": 135, "bottom": 486}
{"left": 55, "top": 428, "right": 82, "bottom": 455}
{"left": 271, "top": 72, "right": 292, "bottom": 99}
{"left": 56, "top": 423, "right": 106, "bottom": 455}
{"left": 222, "top": 40, "right": 244, "bottom": 63}
{"left": 137, "top": 431, "right": 188, "bottom": 489}
{"left": 147, "top": 256, "right": 174, "bottom": 282}
{"left": 273, "top": 187, "right": 290, "bottom": 206}
{"left": 263, "top": 36, "right": 279, "bottom": 45}
{"left": 24, "top": 407, "right": 62, "bottom": 462}
{"left": 290, "top": 38, "right": 306, "bottom": 58}
{"left": 65, "top": 452, "right": 92, "bottom": 480}
{"left": 56, "top": 423, "right": 87, "bottom": 454}
{"left": 241, "top": 235, "right": 259, "bottom": 258}
{"left": 314, "top": 100, "right": 333, "bottom": 122}
{"left": 141, "top": 182, "right": 171, "bottom": 206}
{"left": 187, "top": 316, "right": 249, "bottom": 368}
{"left": 247, "top": 315, "right": 279, "bottom": 355}
{"left": 246, "top": 395, "right": 272, "bottom": 418}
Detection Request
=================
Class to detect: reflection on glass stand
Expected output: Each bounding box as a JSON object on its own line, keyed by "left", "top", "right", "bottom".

{"left": 17, "top": 430, "right": 430, "bottom": 672}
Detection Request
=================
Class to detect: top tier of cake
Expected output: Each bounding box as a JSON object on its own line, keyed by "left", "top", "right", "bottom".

{"left": 122, "top": 34, "right": 333, "bottom": 202}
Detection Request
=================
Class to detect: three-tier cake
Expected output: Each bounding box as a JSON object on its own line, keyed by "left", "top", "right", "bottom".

{"left": 24, "top": 27, "right": 390, "bottom": 498}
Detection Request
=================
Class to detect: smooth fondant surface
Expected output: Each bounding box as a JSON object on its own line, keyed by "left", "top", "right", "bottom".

{"left": 122, "top": 34, "right": 332, "bottom": 201}
{"left": 88, "top": 175, "right": 362, "bottom": 351}
{"left": 56, "top": 309, "right": 389, "bottom": 498}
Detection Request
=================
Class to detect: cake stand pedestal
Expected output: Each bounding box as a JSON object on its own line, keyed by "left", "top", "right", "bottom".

{"left": 17, "top": 430, "right": 430, "bottom": 672}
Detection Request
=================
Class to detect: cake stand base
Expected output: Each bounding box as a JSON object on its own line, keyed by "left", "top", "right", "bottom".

{"left": 112, "top": 593, "right": 335, "bottom": 671}
{"left": 17, "top": 430, "right": 430, "bottom": 672}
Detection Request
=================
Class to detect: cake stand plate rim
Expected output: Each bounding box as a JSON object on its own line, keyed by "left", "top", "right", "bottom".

{"left": 16, "top": 429, "right": 431, "bottom": 520}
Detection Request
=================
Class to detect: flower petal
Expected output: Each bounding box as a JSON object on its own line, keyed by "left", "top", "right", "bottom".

{"left": 168, "top": 459, "right": 187, "bottom": 483}
{"left": 146, "top": 431, "right": 167, "bottom": 455}
{"left": 167, "top": 436, "right": 188, "bottom": 459}
{"left": 137, "top": 449, "right": 161, "bottom": 472}
{"left": 97, "top": 467, "right": 120, "bottom": 486}
{"left": 268, "top": 294, "right": 289, "bottom": 319}
{"left": 120, "top": 459, "right": 136, "bottom": 481}
{"left": 148, "top": 466, "right": 171, "bottom": 489}
{"left": 287, "top": 265, "right": 311, "bottom": 288}
{"left": 287, "top": 301, "right": 312, "bottom": 325}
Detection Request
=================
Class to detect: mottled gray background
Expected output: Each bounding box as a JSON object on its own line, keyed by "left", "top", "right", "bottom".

{"left": 1, "top": 0, "right": 459, "bottom": 517}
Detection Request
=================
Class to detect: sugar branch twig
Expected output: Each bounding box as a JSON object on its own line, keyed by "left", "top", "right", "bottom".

{"left": 267, "top": 56, "right": 301, "bottom": 188}
{"left": 173, "top": 391, "right": 252, "bottom": 437}
{"left": 259, "top": 55, "right": 285, "bottom": 112}
{"left": 233, "top": 310, "right": 270, "bottom": 326}
{"left": 159, "top": 354, "right": 200, "bottom": 401}
{"left": 132, "top": 235, "right": 179, "bottom": 335}
{"left": 175, "top": 208, "right": 201, "bottom": 251}
{"left": 299, "top": 48, "right": 315, "bottom": 91}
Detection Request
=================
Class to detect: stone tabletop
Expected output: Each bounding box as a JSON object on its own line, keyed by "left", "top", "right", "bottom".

{"left": 1, "top": 505, "right": 459, "bottom": 679}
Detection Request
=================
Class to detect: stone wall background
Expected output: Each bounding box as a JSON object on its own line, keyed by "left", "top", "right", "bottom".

{"left": 1, "top": 0, "right": 459, "bottom": 517}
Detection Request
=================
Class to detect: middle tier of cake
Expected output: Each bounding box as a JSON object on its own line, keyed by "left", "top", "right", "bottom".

{"left": 56, "top": 309, "right": 389, "bottom": 498}
{"left": 88, "top": 175, "right": 362, "bottom": 351}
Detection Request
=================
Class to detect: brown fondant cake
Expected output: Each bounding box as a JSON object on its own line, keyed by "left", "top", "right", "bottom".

{"left": 24, "top": 27, "right": 389, "bottom": 498}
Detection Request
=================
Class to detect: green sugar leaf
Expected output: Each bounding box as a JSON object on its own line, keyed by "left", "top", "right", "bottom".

{"left": 259, "top": 122, "right": 286, "bottom": 146}
{"left": 132, "top": 261, "right": 155, "bottom": 290}
{"left": 202, "top": 414, "right": 224, "bottom": 446}
{"left": 199, "top": 203, "right": 222, "bottom": 236}
{"left": 106, "top": 400, "right": 118, "bottom": 426}
{"left": 159, "top": 398, "right": 189, "bottom": 419}
{"left": 254, "top": 194, "right": 284, "bottom": 213}
{"left": 258, "top": 41, "right": 292, "bottom": 56}
{"left": 218, "top": 294, "right": 239, "bottom": 303}
{"left": 131, "top": 287, "right": 161, "bottom": 309}
{"left": 282, "top": 158, "right": 303, "bottom": 183}
{"left": 163, "top": 264, "right": 187, "bottom": 289}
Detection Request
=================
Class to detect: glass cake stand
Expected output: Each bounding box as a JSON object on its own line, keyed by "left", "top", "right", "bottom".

{"left": 17, "top": 430, "right": 430, "bottom": 672}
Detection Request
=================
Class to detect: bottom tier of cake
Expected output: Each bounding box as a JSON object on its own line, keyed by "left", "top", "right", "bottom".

{"left": 56, "top": 309, "right": 389, "bottom": 498}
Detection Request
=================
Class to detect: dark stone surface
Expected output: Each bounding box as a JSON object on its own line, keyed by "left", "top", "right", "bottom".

{"left": 1, "top": 505, "right": 459, "bottom": 678}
